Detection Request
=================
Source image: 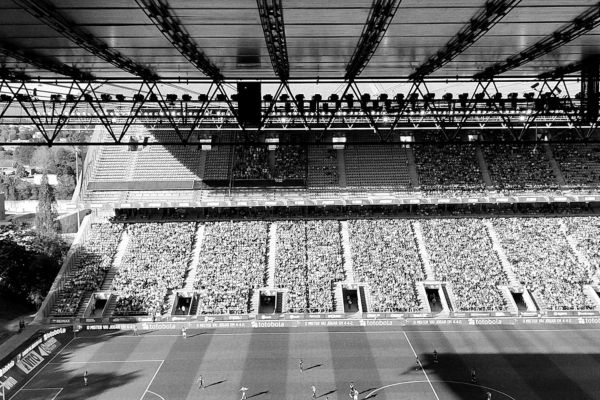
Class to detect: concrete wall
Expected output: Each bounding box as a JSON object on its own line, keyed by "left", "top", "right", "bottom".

{"left": 56, "top": 209, "right": 91, "bottom": 234}
{"left": 4, "top": 200, "right": 76, "bottom": 214}
{"left": 0, "top": 192, "right": 4, "bottom": 221}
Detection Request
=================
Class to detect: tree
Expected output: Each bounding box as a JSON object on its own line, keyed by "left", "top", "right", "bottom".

{"left": 56, "top": 173, "right": 76, "bottom": 199}
{"left": 14, "top": 146, "right": 36, "bottom": 166}
{"left": 35, "top": 173, "right": 58, "bottom": 235}
{"left": 15, "top": 163, "right": 29, "bottom": 178}
{"left": 31, "top": 147, "right": 56, "bottom": 173}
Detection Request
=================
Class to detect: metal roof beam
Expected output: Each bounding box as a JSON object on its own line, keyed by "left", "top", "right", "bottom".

{"left": 257, "top": 0, "right": 289, "bottom": 81}
{"left": 136, "top": 0, "right": 223, "bottom": 82}
{"left": 475, "top": 3, "right": 600, "bottom": 80}
{"left": 0, "top": 41, "right": 94, "bottom": 81}
{"left": 410, "top": 0, "right": 520, "bottom": 81}
{"left": 345, "top": 0, "right": 402, "bottom": 81}
{"left": 15, "top": 0, "right": 159, "bottom": 81}
{"left": 537, "top": 61, "right": 582, "bottom": 80}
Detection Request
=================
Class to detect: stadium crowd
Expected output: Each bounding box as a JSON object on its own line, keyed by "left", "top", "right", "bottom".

{"left": 420, "top": 219, "right": 509, "bottom": 311}
{"left": 112, "top": 222, "right": 196, "bottom": 315}
{"left": 483, "top": 144, "right": 558, "bottom": 191}
{"left": 563, "top": 217, "right": 600, "bottom": 274}
{"left": 233, "top": 145, "right": 306, "bottom": 181}
{"left": 493, "top": 217, "right": 595, "bottom": 310}
{"left": 414, "top": 144, "right": 486, "bottom": 193}
{"left": 552, "top": 143, "right": 600, "bottom": 190}
{"left": 348, "top": 219, "right": 425, "bottom": 312}
{"left": 275, "top": 220, "right": 345, "bottom": 312}
{"left": 52, "top": 223, "right": 123, "bottom": 316}
{"left": 195, "top": 221, "right": 268, "bottom": 314}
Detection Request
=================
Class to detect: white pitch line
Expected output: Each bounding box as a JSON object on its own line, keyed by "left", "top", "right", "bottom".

{"left": 9, "top": 336, "right": 75, "bottom": 400}
{"left": 49, "top": 359, "right": 164, "bottom": 365}
{"left": 79, "top": 327, "right": 600, "bottom": 339}
{"left": 140, "top": 360, "right": 165, "bottom": 400}
{"left": 50, "top": 388, "right": 64, "bottom": 400}
{"left": 147, "top": 390, "right": 167, "bottom": 400}
{"left": 365, "top": 380, "right": 517, "bottom": 400}
{"left": 403, "top": 331, "right": 441, "bottom": 400}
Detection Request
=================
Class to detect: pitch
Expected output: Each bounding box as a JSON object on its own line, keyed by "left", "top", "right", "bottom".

{"left": 9, "top": 324, "right": 600, "bottom": 400}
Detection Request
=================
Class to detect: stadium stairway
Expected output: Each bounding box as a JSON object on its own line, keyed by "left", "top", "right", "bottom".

{"left": 406, "top": 147, "right": 420, "bottom": 187}
{"left": 544, "top": 144, "right": 567, "bottom": 186}
{"left": 102, "top": 296, "right": 117, "bottom": 317}
{"left": 101, "top": 230, "right": 129, "bottom": 291}
{"left": 75, "top": 293, "right": 93, "bottom": 319}
{"left": 125, "top": 151, "right": 140, "bottom": 180}
{"left": 483, "top": 220, "right": 520, "bottom": 287}
{"left": 183, "top": 224, "right": 205, "bottom": 291}
{"left": 339, "top": 221, "right": 355, "bottom": 282}
{"left": 559, "top": 221, "right": 595, "bottom": 283}
{"left": 337, "top": 149, "right": 347, "bottom": 188}
{"left": 267, "top": 222, "right": 277, "bottom": 288}
{"left": 411, "top": 221, "right": 434, "bottom": 280}
{"left": 475, "top": 145, "right": 494, "bottom": 187}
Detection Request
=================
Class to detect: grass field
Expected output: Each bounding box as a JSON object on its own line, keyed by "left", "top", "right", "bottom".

{"left": 9, "top": 324, "right": 600, "bottom": 400}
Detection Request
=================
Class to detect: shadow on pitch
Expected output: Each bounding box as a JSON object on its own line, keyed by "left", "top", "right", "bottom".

{"left": 317, "top": 389, "right": 336, "bottom": 398}
{"left": 247, "top": 390, "right": 269, "bottom": 398}
{"left": 205, "top": 379, "right": 227, "bottom": 388}
{"left": 304, "top": 363, "right": 323, "bottom": 371}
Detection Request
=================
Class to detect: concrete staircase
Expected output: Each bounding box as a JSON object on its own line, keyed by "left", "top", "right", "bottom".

{"left": 250, "top": 290, "right": 260, "bottom": 314}
{"left": 475, "top": 145, "right": 494, "bottom": 187}
{"left": 124, "top": 151, "right": 140, "bottom": 180}
{"left": 337, "top": 149, "right": 347, "bottom": 188}
{"left": 334, "top": 283, "right": 345, "bottom": 313}
{"left": 411, "top": 221, "right": 435, "bottom": 280}
{"left": 483, "top": 220, "right": 520, "bottom": 287}
{"left": 416, "top": 283, "right": 431, "bottom": 313}
{"left": 102, "top": 296, "right": 117, "bottom": 317}
{"left": 267, "top": 223, "right": 277, "bottom": 288}
{"left": 500, "top": 286, "right": 518, "bottom": 314}
{"left": 101, "top": 230, "right": 129, "bottom": 291}
{"left": 559, "top": 221, "right": 595, "bottom": 283}
{"left": 183, "top": 224, "right": 205, "bottom": 291}
{"left": 406, "top": 147, "right": 420, "bottom": 188}
{"left": 544, "top": 143, "right": 567, "bottom": 186}
{"left": 75, "top": 293, "right": 93, "bottom": 318}
{"left": 197, "top": 151, "right": 207, "bottom": 181}
{"left": 340, "top": 221, "right": 355, "bottom": 282}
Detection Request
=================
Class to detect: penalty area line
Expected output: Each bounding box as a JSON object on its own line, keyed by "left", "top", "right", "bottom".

{"left": 147, "top": 390, "right": 167, "bottom": 400}
{"left": 403, "top": 331, "right": 440, "bottom": 400}
{"left": 140, "top": 360, "right": 165, "bottom": 400}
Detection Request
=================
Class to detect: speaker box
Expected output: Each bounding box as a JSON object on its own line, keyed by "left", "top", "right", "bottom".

{"left": 237, "top": 82, "right": 261, "bottom": 127}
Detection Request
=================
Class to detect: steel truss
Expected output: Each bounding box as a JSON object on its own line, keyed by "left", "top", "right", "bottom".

{"left": 0, "top": 77, "right": 597, "bottom": 146}
{"left": 475, "top": 3, "right": 600, "bottom": 80}
{"left": 410, "top": 0, "right": 520, "bottom": 80}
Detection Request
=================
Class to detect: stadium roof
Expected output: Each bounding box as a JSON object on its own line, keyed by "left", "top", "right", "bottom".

{"left": 0, "top": 0, "right": 598, "bottom": 82}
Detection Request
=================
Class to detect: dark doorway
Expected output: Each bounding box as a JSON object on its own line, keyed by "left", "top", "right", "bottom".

{"left": 426, "top": 288, "right": 443, "bottom": 312}
{"left": 342, "top": 288, "right": 359, "bottom": 313}
{"left": 92, "top": 298, "right": 106, "bottom": 317}
{"left": 511, "top": 292, "right": 528, "bottom": 311}
{"left": 175, "top": 296, "right": 191, "bottom": 315}
{"left": 259, "top": 293, "right": 276, "bottom": 314}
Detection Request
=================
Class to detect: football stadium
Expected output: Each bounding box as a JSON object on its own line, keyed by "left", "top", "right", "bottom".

{"left": 2, "top": 0, "right": 600, "bottom": 399}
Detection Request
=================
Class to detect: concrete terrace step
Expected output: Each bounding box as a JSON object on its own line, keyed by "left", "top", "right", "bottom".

{"left": 406, "top": 147, "right": 420, "bottom": 188}
{"left": 411, "top": 221, "right": 434, "bottom": 280}
{"left": 183, "top": 224, "right": 204, "bottom": 291}
{"left": 267, "top": 222, "right": 277, "bottom": 288}
{"left": 476, "top": 145, "right": 494, "bottom": 187}
{"left": 544, "top": 143, "right": 567, "bottom": 186}
{"left": 483, "top": 220, "right": 520, "bottom": 287}
{"left": 340, "top": 221, "right": 355, "bottom": 283}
